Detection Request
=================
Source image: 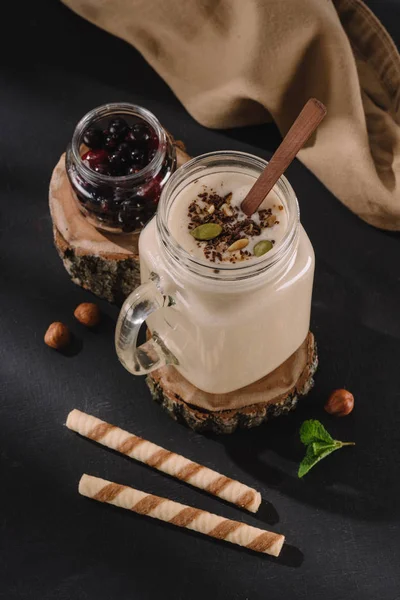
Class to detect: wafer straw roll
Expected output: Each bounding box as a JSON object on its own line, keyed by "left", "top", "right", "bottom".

{"left": 67, "top": 409, "right": 261, "bottom": 513}
{"left": 79, "top": 475, "right": 284, "bottom": 557}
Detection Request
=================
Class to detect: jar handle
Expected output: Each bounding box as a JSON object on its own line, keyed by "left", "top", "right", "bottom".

{"left": 115, "top": 274, "right": 177, "bottom": 375}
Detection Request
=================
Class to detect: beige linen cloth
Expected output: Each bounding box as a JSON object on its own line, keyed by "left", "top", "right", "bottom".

{"left": 63, "top": 0, "right": 400, "bottom": 230}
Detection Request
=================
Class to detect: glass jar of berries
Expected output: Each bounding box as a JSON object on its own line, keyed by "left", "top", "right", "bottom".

{"left": 65, "top": 103, "right": 177, "bottom": 233}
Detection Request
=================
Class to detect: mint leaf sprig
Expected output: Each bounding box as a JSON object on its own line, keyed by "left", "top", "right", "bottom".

{"left": 298, "top": 419, "right": 355, "bottom": 478}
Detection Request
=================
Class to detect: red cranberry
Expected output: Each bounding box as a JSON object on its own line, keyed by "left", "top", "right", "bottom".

{"left": 82, "top": 149, "right": 109, "bottom": 171}
{"left": 83, "top": 127, "right": 104, "bottom": 149}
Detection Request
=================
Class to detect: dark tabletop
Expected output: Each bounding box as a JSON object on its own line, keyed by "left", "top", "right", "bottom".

{"left": 2, "top": 1, "right": 400, "bottom": 599}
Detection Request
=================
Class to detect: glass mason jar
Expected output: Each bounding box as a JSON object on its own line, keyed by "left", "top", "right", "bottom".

{"left": 65, "top": 103, "right": 176, "bottom": 233}
{"left": 115, "top": 151, "right": 315, "bottom": 394}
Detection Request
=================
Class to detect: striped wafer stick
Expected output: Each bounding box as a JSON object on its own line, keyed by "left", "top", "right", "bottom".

{"left": 67, "top": 409, "right": 261, "bottom": 512}
{"left": 79, "top": 474, "right": 284, "bottom": 557}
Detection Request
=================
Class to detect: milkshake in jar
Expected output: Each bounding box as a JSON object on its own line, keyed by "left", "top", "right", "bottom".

{"left": 115, "top": 151, "right": 314, "bottom": 394}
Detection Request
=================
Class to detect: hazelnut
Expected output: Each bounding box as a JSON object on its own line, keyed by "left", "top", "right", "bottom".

{"left": 324, "top": 389, "right": 354, "bottom": 417}
{"left": 44, "top": 322, "right": 70, "bottom": 350}
{"left": 74, "top": 302, "right": 101, "bottom": 327}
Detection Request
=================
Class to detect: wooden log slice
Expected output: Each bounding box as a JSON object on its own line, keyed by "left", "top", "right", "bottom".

{"left": 49, "top": 140, "right": 190, "bottom": 304}
{"left": 147, "top": 332, "right": 318, "bottom": 434}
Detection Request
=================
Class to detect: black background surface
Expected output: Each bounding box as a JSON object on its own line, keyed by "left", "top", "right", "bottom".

{"left": 1, "top": 1, "right": 400, "bottom": 598}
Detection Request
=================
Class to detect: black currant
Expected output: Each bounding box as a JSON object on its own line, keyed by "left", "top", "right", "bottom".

{"left": 108, "top": 117, "right": 128, "bottom": 138}
{"left": 83, "top": 127, "right": 104, "bottom": 149}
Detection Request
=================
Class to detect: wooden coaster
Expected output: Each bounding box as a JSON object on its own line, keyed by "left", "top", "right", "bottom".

{"left": 49, "top": 139, "right": 191, "bottom": 304}
{"left": 147, "top": 332, "right": 318, "bottom": 434}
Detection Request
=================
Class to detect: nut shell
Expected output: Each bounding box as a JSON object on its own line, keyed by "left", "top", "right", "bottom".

{"left": 324, "top": 389, "right": 354, "bottom": 417}
{"left": 44, "top": 322, "right": 70, "bottom": 350}
{"left": 74, "top": 302, "right": 101, "bottom": 327}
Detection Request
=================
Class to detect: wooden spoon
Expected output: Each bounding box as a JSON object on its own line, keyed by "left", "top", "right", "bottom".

{"left": 241, "top": 98, "right": 327, "bottom": 216}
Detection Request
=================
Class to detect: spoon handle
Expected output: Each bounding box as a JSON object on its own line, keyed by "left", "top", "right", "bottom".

{"left": 241, "top": 98, "right": 327, "bottom": 216}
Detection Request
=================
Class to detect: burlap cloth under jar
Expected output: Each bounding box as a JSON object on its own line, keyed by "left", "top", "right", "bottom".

{"left": 63, "top": 0, "right": 400, "bottom": 231}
